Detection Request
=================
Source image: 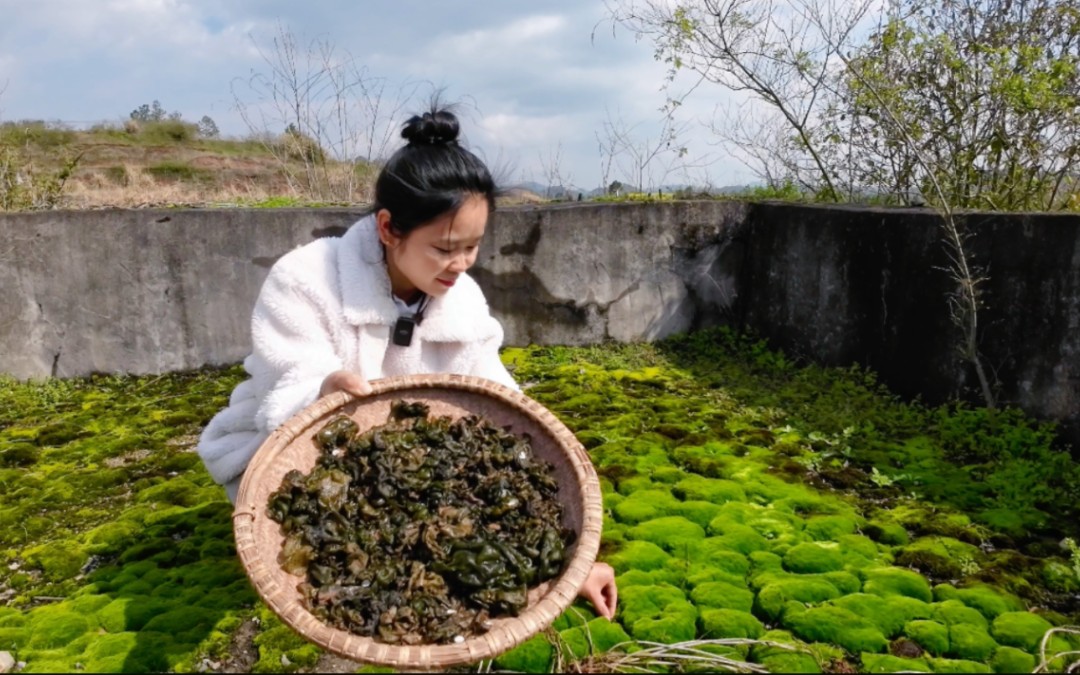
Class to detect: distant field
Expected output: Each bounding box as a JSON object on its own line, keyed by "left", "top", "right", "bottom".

{"left": 0, "top": 120, "right": 545, "bottom": 210}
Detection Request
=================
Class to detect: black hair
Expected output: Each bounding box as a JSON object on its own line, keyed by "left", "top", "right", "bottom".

{"left": 370, "top": 103, "right": 497, "bottom": 236}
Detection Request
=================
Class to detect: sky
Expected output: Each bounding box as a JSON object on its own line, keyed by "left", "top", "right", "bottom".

{"left": 0, "top": 0, "right": 756, "bottom": 191}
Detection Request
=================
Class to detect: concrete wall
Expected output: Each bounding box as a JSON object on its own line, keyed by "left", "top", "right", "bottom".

{"left": 2, "top": 202, "right": 1079, "bottom": 445}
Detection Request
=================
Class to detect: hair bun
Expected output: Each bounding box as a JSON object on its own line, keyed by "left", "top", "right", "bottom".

{"left": 402, "top": 110, "right": 460, "bottom": 146}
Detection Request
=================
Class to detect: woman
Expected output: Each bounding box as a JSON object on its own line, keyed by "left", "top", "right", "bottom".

{"left": 197, "top": 104, "right": 617, "bottom": 620}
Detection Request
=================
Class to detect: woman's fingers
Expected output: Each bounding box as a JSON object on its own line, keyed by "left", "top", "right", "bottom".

{"left": 580, "top": 562, "right": 618, "bottom": 620}
{"left": 320, "top": 370, "right": 372, "bottom": 398}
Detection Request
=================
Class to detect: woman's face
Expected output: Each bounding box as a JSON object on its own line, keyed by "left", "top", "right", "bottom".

{"left": 378, "top": 194, "right": 489, "bottom": 302}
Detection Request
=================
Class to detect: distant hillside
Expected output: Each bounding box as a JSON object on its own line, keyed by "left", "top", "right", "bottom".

{"left": 0, "top": 119, "right": 376, "bottom": 209}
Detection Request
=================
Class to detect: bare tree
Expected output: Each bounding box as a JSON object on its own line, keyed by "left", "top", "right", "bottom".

{"left": 537, "top": 142, "right": 575, "bottom": 199}
{"left": 232, "top": 24, "right": 424, "bottom": 203}
{"left": 607, "top": 0, "right": 874, "bottom": 197}
{"left": 598, "top": 108, "right": 700, "bottom": 192}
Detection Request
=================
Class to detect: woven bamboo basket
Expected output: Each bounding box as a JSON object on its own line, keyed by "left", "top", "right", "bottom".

{"left": 232, "top": 373, "right": 603, "bottom": 669}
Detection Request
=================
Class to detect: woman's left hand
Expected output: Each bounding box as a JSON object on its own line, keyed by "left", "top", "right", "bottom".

{"left": 578, "top": 562, "right": 618, "bottom": 620}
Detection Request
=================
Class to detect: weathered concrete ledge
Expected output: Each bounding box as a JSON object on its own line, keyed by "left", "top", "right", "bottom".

{"left": 2, "top": 201, "right": 1079, "bottom": 447}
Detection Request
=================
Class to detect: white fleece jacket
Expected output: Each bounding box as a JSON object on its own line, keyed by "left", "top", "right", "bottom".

{"left": 197, "top": 215, "right": 519, "bottom": 492}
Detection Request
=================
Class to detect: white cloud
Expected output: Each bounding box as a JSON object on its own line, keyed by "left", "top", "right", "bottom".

{"left": 0, "top": 1, "right": 757, "bottom": 189}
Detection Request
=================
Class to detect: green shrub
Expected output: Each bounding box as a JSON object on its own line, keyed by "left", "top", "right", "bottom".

{"left": 140, "top": 120, "right": 198, "bottom": 143}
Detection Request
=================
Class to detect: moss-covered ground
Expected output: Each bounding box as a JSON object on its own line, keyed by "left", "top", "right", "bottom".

{"left": 1, "top": 328, "right": 1078, "bottom": 673}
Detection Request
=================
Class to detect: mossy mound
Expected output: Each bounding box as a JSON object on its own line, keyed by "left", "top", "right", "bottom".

{"left": 904, "top": 619, "right": 950, "bottom": 656}
{"left": 933, "top": 584, "right": 1026, "bottom": 620}
{"left": 862, "top": 567, "right": 934, "bottom": 603}
{"left": 927, "top": 656, "right": 995, "bottom": 673}
{"left": 783, "top": 542, "right": 845, "bottom": 574}
{"left": 699, "top": 608, "right": 764, "bottom": 639}
{"left": 3, "top": 332, "right": 1079, "bottom": 673}
{"left": 989, "top": 611, "right": 1054, "bottom": 653}
{"left": 947, "top": 622, "right": 999, "bottom": 661}
{"left": 558, "top": 617, "right": 633, "bottom": 660}
{"left": 860, "top": 652, "right": 931, "bottom": 672}
{"left": 785, "top": 605, "right": 889, "bottom": 654}
{"left": 829, "top": 593, "right": 931, "bottom": 637}
{"left": 690, "top": 581, "right": 754, "bottom": 613}
{"left": 754, "top": 577, "right": 843, "bottom": 621}
{"left": 494, "top": 634, "right": 554, "bottom": 672}
{"left": 749, "top": 629, "right": 823, "bottom": 673}
{"left": 607, "top": 539, "right": 671, "bottom": 574}
{"left": 989, "top": 645, "right": 1037, "bottom": 673}
{"left": 626, "top": 516, "right": 706, "bottom": 553}
{"left": 619, "top": 583, "right": 698, "bottom": 643}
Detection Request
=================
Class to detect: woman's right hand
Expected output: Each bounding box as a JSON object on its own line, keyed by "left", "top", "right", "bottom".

{"left": 319, "top": 370, "right": 373, "bottom": 398}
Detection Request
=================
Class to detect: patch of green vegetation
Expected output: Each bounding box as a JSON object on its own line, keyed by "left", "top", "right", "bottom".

{"left": 0, "top": 330, "right": 1077, "bottom": 672}
{"left": 145, "top": 161, "right": 213, "bottom": 183}
{"left": 904, "top": 619, "right": 950, "bottom": 656}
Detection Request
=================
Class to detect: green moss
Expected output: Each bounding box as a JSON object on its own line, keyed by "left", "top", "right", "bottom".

{"left": 750, "top": 636, "right": 822, "bottom": 673}
{"left": 947, "top": 623, "right": 998, "bottom": 661}
{"left": 1040, "top": 560, "right": 1080, "bottom": 593}
{"left": 607, "top": 540, "right": 671, "bottom": 574}
{"left": 933, "top": 584, "right": 1025, "bottom": 620}
{"left": 672, "top": 475, "right": 747, "bottom": 503}
{"left": 23, "top": 540, "right": 88, "bottom": 580}
{"left": 785, "top": 605, "right": 889, "bottom": 654}
{"left": 612, "top": 489, "right": 681, "bottom": 524}
{"left": 684, "top": 538, "right": 751, "bottom": 578}
{"left": 836, "top": 533, "right": 881, "bottom": 560}
{"left": 932, "top": 599, "right": 990, "bottom": 629}
{"left": 803, "top": 515, "right": 859, "bottom": 541}
{"left": 81, "top": 631, "right": 167, "bottom": 673}
{"left": 708, "top": 523, "right": 769, "bottom": 554}
{"left": 690, "top": 581, "right": 754, "bottom": 613}
{"left": 495, "top": 634, "right": 554, "bottom": 672}
{"left": 927, "top": 656, "right": 994, "bottom": 673}
{"left": 989, "top": 611, "right": 1054, "bottom": 653}
{"left": 783, "top": 542, "right": 845, "bottom": 574}
{"left": 862, "top": 567, "right": 933, "bottom": 602}
{"left": 619, "top": 583, "right": 697, "bottom": 643}
{"left": 551, "top": 606, "right": 597, "bottom": 631}
{"left": 859, "top": 652, "right": 931, "bottom": 672}
{"left": 863, "top": 520, "right": 911, "bottom": 546}
{"left": 672, "top": 500, "right": 724, "bottom": 528}
{"left": 829, "top": 594, "right": 931, "bottom": 637}
{"left": 0, "top": 608, "right": 23, "bottom": 627}
{"left": 627, "top": 516, "right": 706, "bottom": 552}
{"left": 903, "top": 620, "right": 950, "bottom": 656}
{"left": 97, "top": 597, "right": 176, "bottom": 633}
{"left": 699, "top": 608, "right": 763, "bottom": 639}
{"left": 754, "top": 578, "right": 842, "bottom": 622}
{"left": 26, "top": 608, "right": 91, "bottom": 649}
{"left": 990, "top": 645, "right": 1037, "bottom": 673}
{"left": 749, "top": 550, "right": 784, "bottom": 573}
{"left": 558, "top": 618, "right": 633, "bottom": 659}
{"left": 0, "top": 626, "right": 27, "bottom": 648}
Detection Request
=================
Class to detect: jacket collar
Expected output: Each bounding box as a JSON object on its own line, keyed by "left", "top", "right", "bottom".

{"left": 337, "top": 215, "right": 499, "bottom": 343}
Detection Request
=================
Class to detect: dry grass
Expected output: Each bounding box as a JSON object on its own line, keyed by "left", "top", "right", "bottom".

{"left": 1, "top": 125, "right": 376, "bottom": 209}
{"left": 1035, "top": 627, "right": 1080, "bottom": 673}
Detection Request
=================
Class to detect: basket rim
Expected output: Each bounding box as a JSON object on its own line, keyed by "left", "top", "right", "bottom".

{"left": 232, "top": 373, "right": 603, "bottom": 668}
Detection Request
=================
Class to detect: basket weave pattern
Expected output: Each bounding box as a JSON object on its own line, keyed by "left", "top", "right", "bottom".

{"left": 233, "top": 374, "right": 603, "bottom": 669}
